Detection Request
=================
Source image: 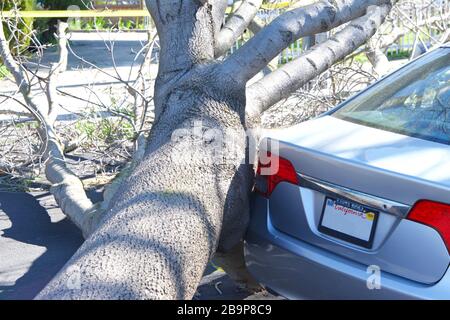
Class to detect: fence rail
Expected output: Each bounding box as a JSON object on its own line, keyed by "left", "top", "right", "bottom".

{"left": 0, "top": 1, "right": 294, "bottom": 19}
{"left": 2, "top": 1, "right": 448, "bottom": 60}
{"left": 0, "top": 9, "right": 149, "bottom": 18}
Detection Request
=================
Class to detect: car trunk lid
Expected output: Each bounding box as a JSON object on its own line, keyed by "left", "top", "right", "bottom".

{"left": 260, "top": 116, "right": 450, "bottom": 284}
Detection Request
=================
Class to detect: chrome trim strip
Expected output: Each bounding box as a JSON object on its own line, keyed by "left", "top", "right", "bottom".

{"left": 298, "top": 173, "right": 411, "bottom": 218}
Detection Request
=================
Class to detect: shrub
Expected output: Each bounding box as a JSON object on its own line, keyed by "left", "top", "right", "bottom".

{"left": 36, "top": 0, "right": 87, "bottom": 10}
{"left": 1, "top": 0, "right": 36, "bottom": 55}
{"left": 0, "top": 64, "right": 11, "bottom": 79}
{"left": 34, "top": 0, "right": 87, "bottom": 44}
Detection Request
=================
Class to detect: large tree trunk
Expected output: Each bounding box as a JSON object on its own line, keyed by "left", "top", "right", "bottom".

{"left": 37, "top": 65, "right": 255, "bottom": 299}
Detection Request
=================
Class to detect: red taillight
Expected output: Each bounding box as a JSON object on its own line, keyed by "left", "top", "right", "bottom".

{"left": 255, "top": 152, "right": 298, "bottom": 198}
{"left": 408, "top": 200, "right": 450, "bottom": 253}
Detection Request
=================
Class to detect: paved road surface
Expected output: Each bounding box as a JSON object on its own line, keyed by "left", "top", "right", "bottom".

{"left": 0, "top": 31, "right": 157, "bottom": 122}
{"left": 0, "top": 191, "right": 279, "bottom": 300}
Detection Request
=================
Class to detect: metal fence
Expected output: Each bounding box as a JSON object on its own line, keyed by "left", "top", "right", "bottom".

{"left": 92, "top": 0, "right": 144, "bottom": 10}
{"left": 2, "top": 0, "right": 449, "bottom": 60}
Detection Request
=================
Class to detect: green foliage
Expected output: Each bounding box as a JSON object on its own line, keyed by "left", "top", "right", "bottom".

{"left": 75, "top": 116, "right": 135, "bottom": 145}
{"left": 0, "top": 64, "right": 11, "bottom": 79}
{"left": 387, "top": 50, "right": 411, "bottom": 60}
{"left": 36, "top": 0, "right": 87, "bottom": 10}
{"left": 0, "top": 175, "right": 35, "bottom": 192}
{"left": 353, "top": 53, "right": 369, "bottom": 64}
{"left": 2, "top": 0, "right": 35, "bottom": 14}
{"left": 34, "top": 0, "right": 87, "bottom": 44}
{"left": 77, "top": 17, "right": 144, "bottom": 31}
{"left": 80, "top": 17, "right": 108, "bottom": 31}
{"left": 1, "top": 0, "right": 36, "bottom": 55}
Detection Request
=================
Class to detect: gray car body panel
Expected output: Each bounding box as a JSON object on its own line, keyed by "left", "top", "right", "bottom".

{"left": 245, "top": 47, "right": 450, "bottom": 298}
{"left": 265, "top": 115, "right": 450, "bottom": 203}
{"left": 245, "top": 195, "right": 450, "bottom": 299}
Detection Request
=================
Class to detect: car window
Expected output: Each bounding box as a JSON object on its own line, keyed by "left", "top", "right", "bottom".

{"left": 332, "top": 49, "right": 450, "bottom": 145}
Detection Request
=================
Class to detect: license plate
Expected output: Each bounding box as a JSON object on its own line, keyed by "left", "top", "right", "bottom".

{"left": 318, "top": 197, "right": 379, "bottom": 248}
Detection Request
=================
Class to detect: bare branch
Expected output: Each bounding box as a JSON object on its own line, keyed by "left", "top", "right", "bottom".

{"left": 47, "top": 21, "right": 69, "bottom": 124}
{"left": 214, "top": 0, "right": 263, "bottom": 57}
{"left": 247, "top": 15, "right": 264, "bottom": 34}
{"left": 247, "top": 4, "right": 391, "bottom": 115}
{"left": 375, "top": 5, "right": 449, "bottom": 51}
{"left": 365, "top": 1, "right": 449, "bottom": 77}
{"left": 146, "top": 0, "right": 215, "bottom": 69}
{"left": 0, "top": 17, "right": 38, "bottom": 112}
{"left": 0, "top": 15, "right": 97, "bottom": 237}
{"left": 211, "top": 0, "right": 229, "bottom": 39}
{"left": 218, "top": 0, "right": 392, "bottom": 83}
{"left": 43, "top": 128, "right": 98, "bottom": 236}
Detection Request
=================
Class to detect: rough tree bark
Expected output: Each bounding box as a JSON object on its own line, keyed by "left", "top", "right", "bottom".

{"left": 2, "top": 0, "right": 393, "bottom": 299}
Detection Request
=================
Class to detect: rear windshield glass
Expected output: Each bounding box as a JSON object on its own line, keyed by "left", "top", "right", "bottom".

{"left": 332, "top": 49, "right": 450, "bottom": 145}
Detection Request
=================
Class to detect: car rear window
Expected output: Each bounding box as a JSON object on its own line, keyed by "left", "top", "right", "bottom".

{"left": 332, "top": 49, "right": 450, "bottom": 145}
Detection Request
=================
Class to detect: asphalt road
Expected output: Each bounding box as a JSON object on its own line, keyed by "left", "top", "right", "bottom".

{"left": 0, "top": 31, "right": 158, "bottom": 122}
{"left": 0, "top": 191, "right": 278, "bottom": 300}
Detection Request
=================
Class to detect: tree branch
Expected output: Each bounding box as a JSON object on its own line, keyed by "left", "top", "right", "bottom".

{"left": 145, "top": 0, "right": 216, "bottom": 120}
{"left": 218, "top": 0, "right": 392, "bottom": 83}
{"left": 247, "top": 15, "right": 264, "bottom": 34}
{"left": 0, "top": 17, "right": 41, "bottom": 114}
{"left": 0, "top": 16, "right": 98, "bottom": 237}
{"left": 374, "top": 8, "right": 450, "bottom": 52}
{"left": 210, "top": 0, "right": 229, "bottom": 40}
{"left": 46, "top": 21, "right": 69, "bottom": 124}
{"left": 365, "top": 2, "right": 449, "bottom": 77}
{"left": 247, "top": 4, "right": 391, "bottom": 115}
{"left": 214, "top": 0, "right": 263, "bottom": 57}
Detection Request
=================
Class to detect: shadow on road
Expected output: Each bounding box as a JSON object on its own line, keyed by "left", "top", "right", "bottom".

{"left": 0, "top": 191, "right": 276, "bottom": 300}
{"left": 0, "top": 192, "right": 84, "bottom": 299}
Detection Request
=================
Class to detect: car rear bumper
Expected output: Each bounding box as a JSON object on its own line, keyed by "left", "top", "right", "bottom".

{"left": 244, "top": 196, "right": 450, "bottom": 300}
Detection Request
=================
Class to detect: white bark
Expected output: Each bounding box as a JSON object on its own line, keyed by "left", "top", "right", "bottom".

{"left": 366, "top": 39, "right": 391, "bottom": 76}
{"left": 0, "top": 19, "right": 41, "bottom": 114}
{"left": 214, "top": 0, "right": 263, "bottom": 57}
{"left": 218, "top": 0, "right": 392, "bottom": 83}
{"left": 47, "top": 21, "right": 69, "bottom": 125}
{"left": 247, "top": 4, "right": 391, "bottom": 114}
{"left": 146, "top": 0, "right": 216, "bottom": 120}
{"left": 211, "top": 0, "right": 229, "bottom": 38}
{"left": 43, "top": 128, "right": 99, "bottom": 236}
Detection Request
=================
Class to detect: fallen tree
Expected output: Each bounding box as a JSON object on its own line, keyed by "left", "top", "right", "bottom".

{"left": 0, "top": 0, "right": 394, "bottom": 299}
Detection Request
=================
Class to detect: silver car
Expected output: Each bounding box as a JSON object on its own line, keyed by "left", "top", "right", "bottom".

{"left": 245, "top": 45, "right": 450, "bottom": 299}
